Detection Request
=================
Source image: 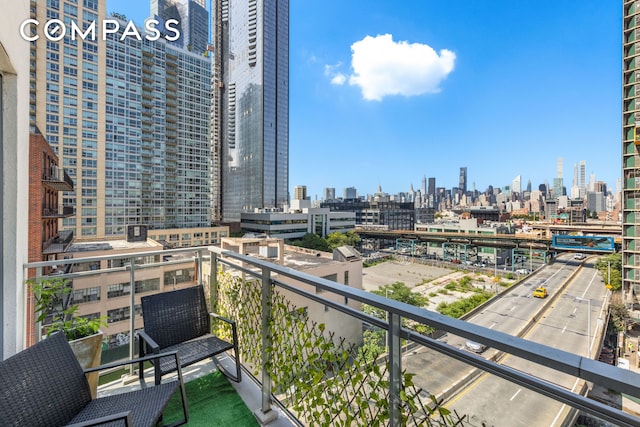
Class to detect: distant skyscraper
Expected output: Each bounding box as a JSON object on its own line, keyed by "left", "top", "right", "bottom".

{"left": 459, "top": 167, "right": 467, "bottom": 193}
{"left": 152, "top": 0, "right": 210, "bottom": 54}
{"left": 512, "top": 175, "right": 521, "bottom": 196}
{"left": 421, "top": 175, "right": 427, "bottom": 195}
{"left": 213, "top": 0, "right": 289, "bottom": 221}
{"left": 571, "top": 163, "right": 580, "bottom": 199}
{"left": 428, "top": 177, "right": 436, "bottom": 196}
{"left": 526, "top": 179, "right": 532, "bottom": 193}
{"left": 343, "top": 187, "right": 357, "bottom": 199}
{"left": 293, "top": 185, "right": 307, "bottom": 201}
{"left": 557, "top": 157, "right": 563, "bottom": 178}
{"left": 579, "top": 160, "right": 586, "bottom": 196}
{"left": 323, "top": 188, "right": 335, "bottom": 201}
{"left": 553, "top": 158, "right": 564, "bottom": 199}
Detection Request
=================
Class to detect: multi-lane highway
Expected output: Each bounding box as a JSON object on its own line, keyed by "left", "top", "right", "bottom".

{"left": 401, "top": 254, "right": 610, "bottom": 426}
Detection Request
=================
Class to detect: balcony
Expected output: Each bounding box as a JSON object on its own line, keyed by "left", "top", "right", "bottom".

{"left": 23, "top": 246, "right": 640, "bottom": 427}
{"left": 42, "top": 230, "right": 74, "bottom": 255}
{"left": 42, "top": 205, "right": 75, "bottom": 218}
{"left": 42, "top": 165, "right": 74, "bottom": 191}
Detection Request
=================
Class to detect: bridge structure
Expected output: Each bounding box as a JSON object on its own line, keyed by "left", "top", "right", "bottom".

{"left": 356, "top": 226, "right": 620, "bottom": 268}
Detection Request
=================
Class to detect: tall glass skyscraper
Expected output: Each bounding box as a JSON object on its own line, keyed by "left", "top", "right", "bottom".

{"left": 623, "top": 1, "right": 640, "bottom": 299}
{"left": 151, "top": 0, "right": 209, "bottom": 54}
{"left": 212, "top": 0, "right": 289, "bottom": 222}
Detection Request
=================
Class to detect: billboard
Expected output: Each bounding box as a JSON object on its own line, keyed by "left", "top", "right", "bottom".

{"left": 551, "top": 235, "right": 614, "bottom": 252}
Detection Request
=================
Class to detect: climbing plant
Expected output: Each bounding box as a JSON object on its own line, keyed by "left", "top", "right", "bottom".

{"left": 213, "top": 269, "right": 466, "bottom": 426}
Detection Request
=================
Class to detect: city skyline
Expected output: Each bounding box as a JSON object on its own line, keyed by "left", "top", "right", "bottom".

{"left": 109, "top": 0, "right": 621, "bottom": 202}
{"left": 309, "top": 158, "right": 615, "bottom": 202}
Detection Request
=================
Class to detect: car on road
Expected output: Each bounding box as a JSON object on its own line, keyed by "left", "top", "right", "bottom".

{"left": 465, "top": 340, "right": 487, "bottom": 353}
{"left": 574, "top": 253, "right": 586, "bottom": 260}
{"left": 516, "top": 268, "right": 530, "bottom": 275}
{"left": 532, "top": 287, "right": 547, "bottom": 298}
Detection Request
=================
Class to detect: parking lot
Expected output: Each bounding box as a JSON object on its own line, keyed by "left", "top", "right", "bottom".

{"left": 362, "top": 259, "right": 516, "bottom": 311}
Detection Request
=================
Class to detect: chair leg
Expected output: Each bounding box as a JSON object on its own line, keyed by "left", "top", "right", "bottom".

{"left": 213, "top": 350, "right": 241, "bottom": 383}
{"left": 138, "top": 340, "right": 145, "bottom": 380}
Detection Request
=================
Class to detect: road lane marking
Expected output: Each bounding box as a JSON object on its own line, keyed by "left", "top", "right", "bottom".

{"left": 510, "top": 388, "right": 521, "bottom": 401}
{"left": 561, "top": 326, "right": 566, "bottom": 334}
{"left": 551, "top": 378, "right": 582, "bottom": 426}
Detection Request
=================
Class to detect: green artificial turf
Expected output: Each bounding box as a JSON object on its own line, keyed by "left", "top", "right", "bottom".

{"left": 163, "top": 371, "right": 259, "bottom": 426}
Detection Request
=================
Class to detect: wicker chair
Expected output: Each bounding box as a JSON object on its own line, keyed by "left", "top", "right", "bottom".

{"left": 139, "top": 285, "right": 241, "bottom": 385}
{"left": 0, "top": 331, "right": 188, "bottom": 427}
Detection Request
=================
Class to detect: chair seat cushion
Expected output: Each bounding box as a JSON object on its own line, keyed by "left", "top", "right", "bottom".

{"left": 156, "top": 334, "right": 235, "bottom": 376}
{"left": 67, "top": 381, "right": 179, "bottom": 427}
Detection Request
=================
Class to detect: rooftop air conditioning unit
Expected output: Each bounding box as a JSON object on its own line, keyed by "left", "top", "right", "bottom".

{"left": 126, "top": 225, "right": 148, "bottom": 242}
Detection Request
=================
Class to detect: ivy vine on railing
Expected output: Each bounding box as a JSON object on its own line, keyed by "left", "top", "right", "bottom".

{"left": 214, "top": 270, "right": 466, "bottom": 426}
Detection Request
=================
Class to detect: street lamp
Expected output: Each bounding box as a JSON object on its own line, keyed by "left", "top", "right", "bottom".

{"left": 575, "top": 297, "right": 591, "bottom": 357}
{"left": 494, "top": 255, "right": 502, "bottom": 278}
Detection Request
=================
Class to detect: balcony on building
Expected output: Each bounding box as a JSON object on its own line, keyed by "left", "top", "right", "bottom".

{"left": 42, "top": 230, "right": 74, "bottom": 255}
{"left": 41, "top": 205, "right": 75, "bottom": 219}
{"left": 42, "top": 165, "right": 74, "bottom": 192}
{"left": 21, "top": 244, "right": 640, "bottom": 427}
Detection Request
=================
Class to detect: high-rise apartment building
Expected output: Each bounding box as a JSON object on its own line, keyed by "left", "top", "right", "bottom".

{"left": 30, "top": 0, "right": 212, "bottom": 238}
{"left": 151, "top": 0, "right": 209, "bottom": 55}
{"left": 623, "top": 1, "right": 639, "bottom": 299}
{"left": 212, "top": 0, "right": 289, "bottom": 222}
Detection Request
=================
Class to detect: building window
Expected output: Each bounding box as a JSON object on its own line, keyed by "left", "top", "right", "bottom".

{"left": 72, "top": 287, "right": 100, "bottom": 304}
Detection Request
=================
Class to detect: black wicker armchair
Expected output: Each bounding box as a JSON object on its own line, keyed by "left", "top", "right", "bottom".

{"left": 0, "top": 332, "right": 188, "bottom": 427}
{"left": 139, "top": 285, "right": 241, "bottom": 385}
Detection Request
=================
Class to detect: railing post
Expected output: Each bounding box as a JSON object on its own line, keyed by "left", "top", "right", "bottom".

{"left": 196, "top": 250, "right": 203, "bottom": 286}
{"left": 388, "top": 312, "right": 402, "bottom": 426}
{"left": 210, "top": 252, "right": 218, "bottom": 312}
{"left": 35, "top": 266, "right": 43, "bottom": 343}
{"left": 255, "top": 266, "right": 278, "bottom": 424}
{"left": 128, "top": 257, "right": 136, "bottom": 375}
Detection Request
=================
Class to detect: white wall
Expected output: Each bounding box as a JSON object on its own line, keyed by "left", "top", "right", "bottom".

{"left": 1, "top": 0, "right": 30, "bottom": 358}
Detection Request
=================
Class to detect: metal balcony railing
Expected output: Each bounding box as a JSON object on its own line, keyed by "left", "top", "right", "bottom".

{"left": 42, "top": 206, "right": 75, "bottom": 218}
{"left": 42, "top": 165, "right": 74, "bottom": 191}
{"left": 23, "top": 246, "right": 640, "bottom": 427}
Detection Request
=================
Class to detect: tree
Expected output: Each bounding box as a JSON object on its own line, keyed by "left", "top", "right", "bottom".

{"left": 291, "top": 233, "right": 330, "bottom": 252}
{"left": 365, "top": 281, "right": 429, "bottom": 321}
{"left": 594, "top": 253, "right": 622, "bottom": 291}
{"left": 326, "top": 231, "right": 361, "bottom": 250}
{"left": 373, "top": 281, "right": 429, "bottom": 307}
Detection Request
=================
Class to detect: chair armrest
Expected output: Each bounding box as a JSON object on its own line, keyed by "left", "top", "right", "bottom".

{"left": 210, "top": 312, "right": 236, "bottom": 326}
{"left": 83, "top": 351, "right": 181, "bottom": 375}
{"left": 138, "top": 330, "right": 160, "bottom": 353}
{"left": 66, "top": 411, "right": 132, "bottom": 427}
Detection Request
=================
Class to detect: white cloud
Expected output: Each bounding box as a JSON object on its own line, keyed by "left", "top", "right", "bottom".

{"left": 324, "top": 63, "right": 347, "bottom": 86}
{"left": 331, "top": 73, "right": 347, "bottom": 85}
{"left": 345, "top": 34, "right": 456, "bottom": 101}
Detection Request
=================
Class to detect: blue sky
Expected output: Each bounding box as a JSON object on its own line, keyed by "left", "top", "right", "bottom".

{"left": 108, "top": 0, "right": 621, "bottom": 200}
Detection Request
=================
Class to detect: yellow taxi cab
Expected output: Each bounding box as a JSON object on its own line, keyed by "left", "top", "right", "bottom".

{"left": 533, "top": 287, "right": 547, "bottom": 299}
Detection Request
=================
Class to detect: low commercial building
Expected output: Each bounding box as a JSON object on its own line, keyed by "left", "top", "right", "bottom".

{"left": 415, "top": 219, "right": 510, "bottom": 264}
{"left": 213, "top": 237, "right": 364, "bottom": 347}
{"left": 57, "top": 238, "right": 198, "bottom": 352}
{"left": 240, "top": 200, "right": 355, "bottom": 239}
